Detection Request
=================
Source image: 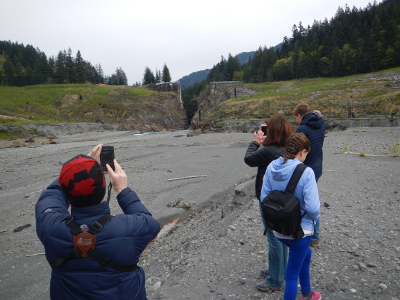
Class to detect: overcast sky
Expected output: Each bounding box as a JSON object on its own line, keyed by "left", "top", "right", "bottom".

{"left": 2, "top": 0, "right": 378, "bottom": 85}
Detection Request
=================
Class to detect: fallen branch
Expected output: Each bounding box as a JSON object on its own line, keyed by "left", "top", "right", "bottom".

{"left": 26, "top": 253, "right": 45, "bottom": 257}
{"left": 168, "top": 175, "right": 207, "bottom": 181}
{"left": 343, "top": 151, "right": 384, "bottom": 156}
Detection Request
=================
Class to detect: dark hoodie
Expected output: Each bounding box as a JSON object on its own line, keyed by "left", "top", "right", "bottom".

{"left": 296, "top": 111, "right": 326, "bottom": 181}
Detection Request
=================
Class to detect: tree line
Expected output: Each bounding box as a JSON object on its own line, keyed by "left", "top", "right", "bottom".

{"left": 141, "top": 64, "right": 172, "bottom": 85}
{"left": 183, "top": 0, "right": 400, "bottom": 106}
{"left": 0, "top": 42, "right": 128, "bottom": 86}
{"left": 0, "top": 40, "right": 174, "bottom": 88}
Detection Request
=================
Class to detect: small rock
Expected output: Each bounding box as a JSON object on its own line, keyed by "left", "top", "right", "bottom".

{"left": 239, "top": 278, "right": 246, "bottom": 285}
{"left": 187, "top": 129, "right": 202, "bottom": 137}
{"left": 151, "top": 281, "right": 161, "bottom": 291}
{"left": 378, "top": 283, "right": 388, "bottom": 290}
{"left": 367, "top": 262, "right": 377, "bottom": 267}
{"left": 384, "top": 274, "right": 392, "bottom": 281}
{"left": 358, "top": 262, "right": 367, "bottom": 269}
{"left": 326, "top": 283, "right": 336, "bottom": 292}
{"left": 353, "top": 265, "right": 360, "bottom": 270}
{"left": 228, "top": 225, "right": 236, "bottom": 231}
{"left": 350, "top": 288, "right": 357, "bottom": 293}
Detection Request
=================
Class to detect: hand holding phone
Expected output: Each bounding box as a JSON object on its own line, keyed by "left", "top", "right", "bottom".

{"left": 260, "top": 124, "right": 267, "bottom": 137}
{"left": 100, "top": 146, "right": 115, "bottom": 172}
{"left": 106, "top": 159, "right": 127, "bottom": 194}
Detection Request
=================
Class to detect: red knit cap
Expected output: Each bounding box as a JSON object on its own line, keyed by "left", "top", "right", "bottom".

{"left": 59, "top": 154, "right": 106, "bottom": 207}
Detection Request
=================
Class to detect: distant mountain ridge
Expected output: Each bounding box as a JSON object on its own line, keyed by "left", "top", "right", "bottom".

{"left": 178, "top": 51, "right": 256, "bottom": 88}
{"left": 178, "top": 69, "right": 211, "bottom": 89}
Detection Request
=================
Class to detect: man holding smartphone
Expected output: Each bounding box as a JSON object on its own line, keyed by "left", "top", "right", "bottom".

{"left": 35, "top": 144, "right": 160, "bottom": 300}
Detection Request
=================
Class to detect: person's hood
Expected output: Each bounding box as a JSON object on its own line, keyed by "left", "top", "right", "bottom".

{"left": 301, "top": 111, "right": 325, "bottom": 130}
{"left": 269, "top": 157, "right": 302, "bottom": 182}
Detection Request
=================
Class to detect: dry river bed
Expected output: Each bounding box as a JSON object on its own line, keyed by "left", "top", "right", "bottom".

{"left": 0, "top": 127, "right": 399, "bottom": 300}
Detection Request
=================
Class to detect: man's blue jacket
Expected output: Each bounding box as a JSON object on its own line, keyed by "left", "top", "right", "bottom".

{"left": 296, "top": 111, "right": 326, "bottom": 181}
{"left": 35, "top": 179, "right": 160, "bottom": 300}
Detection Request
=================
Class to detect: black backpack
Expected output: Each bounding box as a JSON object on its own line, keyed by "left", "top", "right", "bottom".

{"left": 261, "top": 164, "right": 307, "bottom": 241}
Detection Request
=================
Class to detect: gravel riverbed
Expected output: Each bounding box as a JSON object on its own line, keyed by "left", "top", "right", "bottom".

{"left": 0, "top": 127, "right": 399, "bottom": 300}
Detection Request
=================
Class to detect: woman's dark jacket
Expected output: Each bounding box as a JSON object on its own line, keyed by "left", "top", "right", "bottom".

{"left": 244, "top": 141, "right": 284, "bottom": 200}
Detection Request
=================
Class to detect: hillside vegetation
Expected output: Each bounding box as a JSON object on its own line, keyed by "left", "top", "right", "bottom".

{"left": 191, "top": 68, "right": 400, "bottom": 126}
{"left": 0, "top": 84, "right": 186, "bottom": 132}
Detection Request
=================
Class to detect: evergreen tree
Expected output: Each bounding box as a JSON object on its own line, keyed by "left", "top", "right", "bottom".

{"left": 54, "top": 51, "right": 67, "bottom": 84}
{"left": 224, "top": 53, "right": 240, "bottom": 81}
{"left": 75, "top": 50, "right": 86, "bottom": 83}
{"left": 95, "top": 64, "right": 104, "bottom": 84}
{"left": 3, "top": 60, "right": 15, "bottom": 85}
{"left": 155, "top": 68, "right": 161, "bottom": 83}
{"left": 65, "top": 48, "right": 74, "bottom": 83}
{"left": 116, "top": 67, "right": 128, "bottom": 85}
{"left": 162, "top": 63, "right": 171, "bottom": 82}
{"left": 142, "top": 66, "right": 155, "bottom": 84}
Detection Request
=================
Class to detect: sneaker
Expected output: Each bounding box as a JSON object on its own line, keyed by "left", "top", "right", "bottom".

{"left": 310, "top": 240, "right": 321, "bottom": 247}
{"left": 256, "top": 281, "right": 283, "bottom": 292}
{"left": 261, "top": 268, "right": 269, "bottom": 277}
{"left": 300, "top": 291, "right": 322, "bottom": 300}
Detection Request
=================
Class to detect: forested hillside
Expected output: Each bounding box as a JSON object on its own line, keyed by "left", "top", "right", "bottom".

{"left": 0, "top": 43, "right": 129, "bottom": 86}
{"left": 182, "top": 0, "right": 400, "bottom": 107}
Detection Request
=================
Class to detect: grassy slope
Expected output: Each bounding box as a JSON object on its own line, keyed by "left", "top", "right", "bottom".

{"left": 207, "top": 67, "right": 400, "bottom": 120}
{"left": 0, "top": 84, "right": 154, "bottom": 125}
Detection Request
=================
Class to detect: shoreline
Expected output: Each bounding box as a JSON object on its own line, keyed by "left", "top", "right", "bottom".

{"left": 0, "top": 117, "right": 399, "bottom": 150}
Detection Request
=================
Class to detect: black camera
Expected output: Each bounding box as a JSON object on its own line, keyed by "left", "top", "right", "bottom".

{"left": 100, "top": 146, "right": 115, "bottom": 172}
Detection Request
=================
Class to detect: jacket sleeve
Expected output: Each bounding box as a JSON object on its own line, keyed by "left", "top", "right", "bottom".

{"left": 117, "top": 187, "right": 160, "bottom": 242}
{"left": 260, "top": 165, "right": 273, "bottom": 201}
{"left": 244, "top": 141, "right": 261, "bottom": 167}
{"left": 245, "top": 143, "right": 283, "bottom": 168}
{"left": 35, "top": 179, "right": 71, "bottom": 242}
{"left": 301, "top": 168, "right": 320, "bottom": 222}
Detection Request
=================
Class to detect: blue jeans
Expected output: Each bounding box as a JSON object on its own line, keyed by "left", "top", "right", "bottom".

{"left": 311, "top": 219, "right": 319, "bottom": 242}
{"left": 312, "top": 176, "right": 320, "bottom": 242}
{"left": 259, "top": 202, "right": 288, "bottom": 287}
{"left": 278, "top": 237, "right": 312, "bottom": 300}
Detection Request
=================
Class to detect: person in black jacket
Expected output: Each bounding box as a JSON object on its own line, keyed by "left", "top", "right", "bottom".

{"left": 244, "top": 115, "right": 295, "bottom": 292}
{"left": 294, "top": 103, "right": 326, "bottom": 247}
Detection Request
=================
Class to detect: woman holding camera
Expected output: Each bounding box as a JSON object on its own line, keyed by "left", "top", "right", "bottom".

{"left": 244, "top": 115, "right": 294, "bottom": 292}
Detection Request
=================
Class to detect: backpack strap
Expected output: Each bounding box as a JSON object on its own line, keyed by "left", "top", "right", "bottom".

{"left": 50, "top": 214, "right": 113, "bottom": 268}
{"left": 87, "top": 214, "right": 113, "bottom": 235}
{"left": 285, "top": 164, "right": 307, "bottom": 194}
{"left": 86, "top": 248, "right": 138, "bottom": 272}
{"left": 50, "top": 214, "right": 138, "bottom": 272}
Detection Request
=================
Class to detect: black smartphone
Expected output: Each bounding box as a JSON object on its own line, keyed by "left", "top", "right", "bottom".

{"left": 100, "top": 146, "right": 115, "bottom": 172}
{"left": 260, "top": 124, "right": 267, "bottom": 137}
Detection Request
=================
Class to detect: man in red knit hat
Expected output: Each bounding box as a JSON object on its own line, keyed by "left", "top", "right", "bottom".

{"left": 35, "top": 144, "right": 160, "bottom": 300}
